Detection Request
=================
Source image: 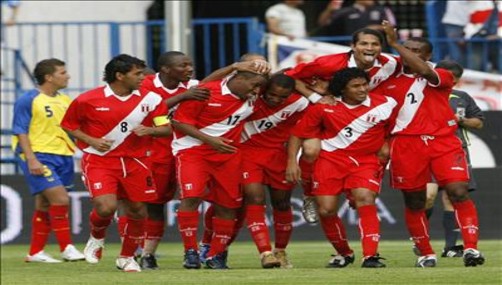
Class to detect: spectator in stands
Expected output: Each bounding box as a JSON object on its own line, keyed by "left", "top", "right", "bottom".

{"left": 12, "top": 58, "right": 85, "bottom": 263}
{"left": 441, "top": 1, "right": 471, "bottom": 66}
{"left": 265, "top": 0, "right": 307, "bottom": 40}
{"left": 318, "top": 0, "right": 396, "bottom": 37}
{"left": 2, "top": 0, "right": 21, "bottom": 26}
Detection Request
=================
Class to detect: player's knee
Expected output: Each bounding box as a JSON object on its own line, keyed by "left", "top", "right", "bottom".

{"left": 317, "top": 205, "right": 336, "bottom": 217}
{"left": 94, "top": 200, "right": 118, "bottom": 217}
{"left": 403, "top": 192, "right": 426, "bottom": 210}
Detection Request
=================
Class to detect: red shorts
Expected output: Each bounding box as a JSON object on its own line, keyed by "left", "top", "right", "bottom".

{"left": 389, "top": 135, "right": 469, "bottom": 191}
{"left": 81, "top": 154, "right": 158, "bottom": 202}
{"left": 241, "top": 147, "right": 294, "bottom": 191}
{"left": 150, "top": 160, "right": 177, "bottom": 204}
{"left": 312, "top": 154, "right": 382, "bottom": 196}
{"left": 175, "top": 150, "right": 243, "bottom": 209}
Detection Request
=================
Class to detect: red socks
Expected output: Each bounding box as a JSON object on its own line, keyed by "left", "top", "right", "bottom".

{"left": 273, "top": 209, "right": 293, "bottom": 250}
{"left": 405, "top": 208, "right": 434, "bottom": 255}
{"left": 207, "top": 217, "right": 235, "bottom": 257}
{"left": 246, "top": 205, "right": 271, "bottom": 253}
{"left": 201, "top": 206, "right": 215, "bottom": 245}
{"left": 48, "top": 205, "right": 72, "bottom": 251}
{"left": 357, "top": 205, "right": 380, "bottom": 258}
{"left": 29, "top": 210, "right": 51, "bottom": 255}
{"left": 177, "top": 210, "right": 199, "bottom": 251}
{"left": 319, "top": 215, "right": 353, "bottom": 256}
{"left": 89, "top": 209, "right": 113, "bottom": 239}
{"left": 453, "top": 199, "right": 479, "bottom": 249}
{"left": 299, "top": 159, "right": 314, "bottom": 197}
{"left": 117, "top": 215, "right": 127, "bottom": 238}
{"left": 120, "top": 218, "right": 145, "bottom": 257}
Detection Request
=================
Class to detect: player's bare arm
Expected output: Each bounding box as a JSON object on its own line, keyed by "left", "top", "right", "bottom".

{"left": 381, "top": 20, "right": 438, "bottom": 84}
{"left": 132, "top": 124, "right": 172, "bottom": 137}
{"left": 64, "top": 128, "right": 114, "bottom": 153}
{"left": 171, "top": 120, "right": 237, "bottom": 153}
{"left": 285, "top": 134, "right": 304, "bottom": 183}
{"left": 165, "top": 87, "right": 211, "bottom": 108}
{"left": 16, "top": 134, "right": 45, "bottom": 175}
{"left": 201, "top": 60, "right": 271, "bottom": 83}
{"left": 295, "top": 78, "right": 335, "bottom": 105}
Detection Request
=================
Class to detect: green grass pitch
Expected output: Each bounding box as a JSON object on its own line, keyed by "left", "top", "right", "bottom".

{"left": 2, "top": 240, "right": 501, "bottom": 285}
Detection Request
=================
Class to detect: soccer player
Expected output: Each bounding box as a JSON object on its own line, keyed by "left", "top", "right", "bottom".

{"left": 61, "top": 54, "right": 171, "bottom": 272}
{"left": 284, "top": 28, "right": 398, "bottom": 224}
{"left": 286, "top": 67, "right": 397, "bottom": 268}
{"left": 241, "top": 73, "right": 309, "bottom": 268}
{"left": 132, "top": 51, "right": 208, "bottom": 269}
{"left": 380, "top": 20, "right": 485, "bottom": 267}
{"left": 12, "top": 58, "right": 85, "bottom": 263}
{"left": 172, "top": 70, "right": 267, "bottom": 270}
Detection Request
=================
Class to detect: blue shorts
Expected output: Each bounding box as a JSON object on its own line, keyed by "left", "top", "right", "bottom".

{"left": 17, "top": 153, "right": 75, "bottom": 195}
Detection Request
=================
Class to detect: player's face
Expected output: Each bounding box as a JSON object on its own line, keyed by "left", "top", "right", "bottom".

{"left": 122, "top": 65, "right": 145, "bottom": 91}
{"left": 402, "top": 40, "right": 432, "bottom": 67}
{"left": 167, "top": 55, "right": 194, "bottom": 82}
{"left": 341, "top": 77, "right": 369, "bottom": 105}
{"left": 351, "top": 34, "right": 382, "bottom": 68}
{"left": 48, "top": 65, "right": 70, "bottom": 90}
{"left": 263, "top": 84, "right": 292, "bottom": 107}
{"left": 232, "top": 75, "right": 267, "bottom": 100}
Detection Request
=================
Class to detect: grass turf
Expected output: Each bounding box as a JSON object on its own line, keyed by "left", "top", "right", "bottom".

{"left": 1, "top": 240, "right": 501, "bottom": 285}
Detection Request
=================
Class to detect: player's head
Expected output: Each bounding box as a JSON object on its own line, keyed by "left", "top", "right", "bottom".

{"left": 239, "top": 53, "right": 266, "bottom": 62}
{"left": 262, "top": 73, "right": 295, "bottom": 107}
{"left": 435, "top": 59, "right": 464, "bottom": 84}
{"left": 158, "top": 51, "right": 194, "bottom": 82}
{"left": 329, "top": 67, "right": 370, "bottom": 105}
{"left": 403, "top": 37, "right": 433, "bottom": 62}
{"left": 103, "top": 54, "right": 146, "bottom": 90}
{"left": 228, "top": 71, "right": 268, "bottom": 100}
{"left": 351, "top": 28, "right": 385, "bottom": 69}
{"left": 34, "top": 58, "right": 69, "bottom": 90}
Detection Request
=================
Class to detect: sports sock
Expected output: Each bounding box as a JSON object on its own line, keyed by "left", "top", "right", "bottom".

{"left": 145, "top": 218, "right": 165, "bottom": 242}
{"left": 120, "top": 217, "right": 145, "bottom": 257}
{"left": 117, "top": 215, "right": 127, "bottom": 238}
{"left": 319, "top": 214, "right": 353, "bottom": 256}
{"left": 298, "top": 159, "right": 314, "bottom": 197}
{"left": 201, "top": 205, "right": 215, "bottom": 245}
{"left": 405, "top": 208, "right": 434, "bottom": 255}
{"left": 177, "top": 210, "right": 199, "bottom": 251}
{"left": 357, "top": 205, "right": 380, "bottom": 257}
{"left": 89, "top": 209, "right": 113, "bottom": 239}
{"left": 273, "top": 209, "right": 293, "bottom": 250}
{"left": 207, "top": 217, "right": 235, "bottom": 257}
{"left": 442, "top": 210, "right": 459, "bottom": 249}
{"left": 29, "top": 210, "right": 51, "bottom": 255}
{"left": 246, "top": 205, "right": 272, "bottom": 253}
{"left": 452, "top": 199, "right": 479, "bottom": 249}
{"left": 48, "top": 205, "right": 72, "bottom": 251}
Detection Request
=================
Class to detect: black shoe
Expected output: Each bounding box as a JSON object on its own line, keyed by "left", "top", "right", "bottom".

{"left": 362, "top": 254, "right": 386, "bottom": 268}
{"left": 205, "top": 253, "right": 229, "bottom": 270}
{"left": 441, "top": 245, "right": 464, "bottom": 258}
{"left": 463, "top": 248, "right": 485, "bottom": 267}
{"left": 140, "top": 254, "right": 159, "bottom": 270}
{"left": 183, "top": 249, "right": 201, "bottom": 269}
{"left": 326, "top": 253, "right": 355, "bottom": 268}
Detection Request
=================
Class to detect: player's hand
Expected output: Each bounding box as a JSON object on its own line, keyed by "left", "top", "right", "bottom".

{"left": 27, "top": 157, "right": 45, "bottom": 176}
{"left": 89, "top": 137, "right": 115, "bottom": 152}
{"left": 285, "top": 161, "right": 301, "bottom": 183}
{"left": 132, "top": 125, "right": 154, "bottom": 137}
{"left": 233, "top": 60, "right": 271, "bottom": 75}
{"left": 206, "top": 136, "right": 238, "bottom": 153}
{"left": 318, "top": 95, "right": 337, "bottom": 105}
{"left": 381, "top": 20, "right": 398, "bottom": 46}
{"left": 182, "top": 87, "right": 210, "bottom": 101}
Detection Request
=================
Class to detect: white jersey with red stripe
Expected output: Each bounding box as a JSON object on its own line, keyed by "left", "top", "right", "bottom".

{"left": 241, "top": 93, "right": 308, "bottom": 150}
{"left": 142, "top": 73, "right": 199, "bottom": 163}
{"left": 61, "top": 85, "right": 169, "bottom": 158}
{"left": 172, "top": 78, "right": 255, "bottom": 155}
{"left": 377, "top": 68, "right": 457, "bottom": 136}
{"left": 284, "top": 52, "right": 399, "bottom": 89}
{"left": 292, "top": 93, "right": 397, "bottom": 162}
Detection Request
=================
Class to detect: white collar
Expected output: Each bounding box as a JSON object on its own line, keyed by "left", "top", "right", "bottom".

{"left": 104, "top": 84, "right": 141, "bottom": 97}
{"left": 153, "top": 73, "right": 187, "bottom": 93}
{"left": 220, "top": 75, "right": 234, "bottom": 96}
{"left": 341, "top": 95, "right": 371, "bottom": 109}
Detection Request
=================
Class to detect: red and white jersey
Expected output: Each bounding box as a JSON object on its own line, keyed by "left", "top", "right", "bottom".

{"left": 142, "top": 73, "right": 199, "bottom": 163}
{"left": 284, "top": 52, "right": 399, "bottom": 89}
{"left": 241, "top": 93, "right": 308, "bottom": 150}
{"left": 292, "top": 93, "right": 397, "bottom": 161}
{"left": 61, "top": 85, "right": 169, "bottom": 158}
{"left": 377, "top": 68, "right": 457, "bottom": 136}
{"left": 172, "top": 78, "right": 255, "bottom": 155}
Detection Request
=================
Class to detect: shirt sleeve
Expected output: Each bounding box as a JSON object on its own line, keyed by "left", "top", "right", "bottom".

{"left": 290, "top": 105, "right": 322, "bottom": 139}
{"left": 60, "top": 98, "right": 83, "bottom": 131}
{"left": 172, "top": 99, "right": 205, "bottom": 126}
{"left": 464, "top": 92, "right": 485, "bottom": 120}
{"left": 146, "top": 95, "right": 170, "bottom": 127}
{"left": 12, "top": 91, "right": 35, "bottom": 135}
{"left": 285, "top": 54, "right": 343, "bottom": 81}
{"left": 430, "top": 68, "right": 455, "bottom": 89}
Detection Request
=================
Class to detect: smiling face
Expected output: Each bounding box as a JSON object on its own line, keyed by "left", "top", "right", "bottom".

{"left": 351, "top": 33, "right": 382, "bottom": 69}
{"left": 341, "top": 77, "right": 370, "bottom": 105}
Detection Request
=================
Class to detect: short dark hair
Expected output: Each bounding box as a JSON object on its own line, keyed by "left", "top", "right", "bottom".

{"left": 328, "top": 67, "right": 369, "bottom": 97}
{"left": 407, "top": 37, "right": 433, "bottom": 53}
{"left": 265, "top": 73, "right": 295, "bottom": 91}
{"left": 157, "top": 51, "right": 185, "bottom": 68}
{"left": 352, "top": 28, "right": 385, "bottom": 46}
{"left": 103, "top": 54, "right": 146, "bottom": 83}
{"left": 33, "top": 58, "right": 65, "bottom": 85}
{"left": 239, "top": 53, "right": 266, "bottom": 62}
{"left": 435, "top": 60, "right": 464, "bottom": 79}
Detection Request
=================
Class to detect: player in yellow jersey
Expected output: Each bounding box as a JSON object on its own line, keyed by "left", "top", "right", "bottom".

{"left": 12, "top": 58, "right": 85, "bottom": 263}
